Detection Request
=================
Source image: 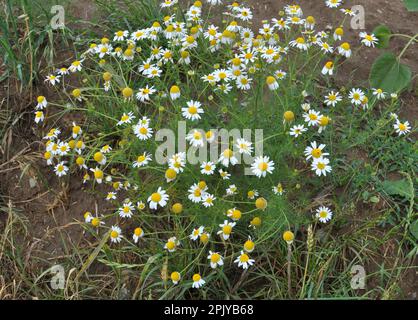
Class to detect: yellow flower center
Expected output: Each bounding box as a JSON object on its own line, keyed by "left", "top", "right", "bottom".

{"left": 151, "top": 193, "right": 162, "bottom": 202}
{"left": 296, "top": 37, "right": 305, "bottom": 44}
{"left": 171, "top": 272, "right": 180, "bottom": 282}
{"left": 341, "top": 42, "right": 350, "bottom": 50}
{"left": 240, "top": 254, "right": 249, "bottom": 262}
{"left": 188, "top": 106, "right": 197, "bottom": 114}
{"left": 244, "top": 240, "right": 255, "bottom": 251}
{"left": 122, "top": 87, "right": 133, "bottom": 97}
{"left": 211, "top": 253, "right": 220, "bottom": 263}
{"left": 317, "top": 162, "right": 326, "bottom": 170}
{"left": 223, "top": 225, "right": 232, "bottom": 235}
{"left": 165, "top": 168, "right": 177, "bottom": 179}
{"left": 311, "top": 148, "right": 322, "bottom": 158}
{"left": 166, "top": 241, "right": 175, "bottom": 250}
{"left": 94, "top": 170, "right": 103, "bottom": 179}
{"left": 258, "top": 162, "right": 268, "bottom": 171}
{"left": 110, "top": 230, "right": 119, "bottom": 238}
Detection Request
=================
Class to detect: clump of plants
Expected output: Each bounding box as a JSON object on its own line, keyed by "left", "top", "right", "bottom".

{"left": 33, "top": 0, "right": 414, "bottom": 298}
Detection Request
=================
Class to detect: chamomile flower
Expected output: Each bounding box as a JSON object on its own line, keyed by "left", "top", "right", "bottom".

{"left": 202, "top": 193, "right": 216, "bottom": 207}
{"left": 304, "top": 141, "right": 329, "bottom": 161}
{"left": 234, "top": 251, "right": 255, "bottom": 269}
{"left": 338, "top": 42, "right": 352, "bottom": 58}
{"left": 189, "top": 226, "right": 204, "bottom": 241}
{"left": 218, "top": 148, "right": 238, "bottom": 167}
{"left": 90, "top": 167, "right": 104, "bottom": 183}
{"left": 266, "top": 76, "right": 279, "bottom": 90}
{"left": 165, "top": 168, "right": 177, "bottom": 182}
{"left": 235, "top": 138, "right": 253, "bottom": 155}
{"left": 247, "top": 190, "right": 259, "bottom": 200}
{"left": 236, "top": 7, "right": 253, "bottom": 21}
{"left": 275, "top": 70, "right": 287, "bottom": 80}
{"left": 93, "top": 151, "right": 106, "bottom": 165}
{"left": 289, "top": 37, "right": 309, "bottom": 51}
{"left": 148, "top": 187, "right": 169, "bottom": 210}
{"left": 137, "top": 201, "right": 146, "bottom": 211}
{"left": 213, "top": 69, "right": 231, "bottom": 82}
{"left": 182, "top": 100, "right": 204, "bottom": 121}
{"left": 136, "top": 85, "right": 156, "bottom": 102}
{"left": 106, "top": 192, "right": 117, "bottom": 201}
{"left": 71, "top": 122, "right": 82, "bottom": 138}
{"left": 273, "top": 183, "right": 284, "bottom": 195}
{"left": 132, "top": 227, "right": 144, "bottom": 243}
{"left": 57, "top": 67, "right": 69, "bottom": 76}
{"left": 34, "top": 111, "right": 44, "bottom": 123}
{"left": 43, "top": 151, "right": 53, "bottom": 165}
{"left": 110, "top": 226, "right": 122, "bottom": 243}
{"left": 319, "top": 41, "right": 333, "bottom": 54}
{"left": 324, "top": 91, "right": 342, "bottom": 107}
{"left": 227, "top": 208, "right": 242, "bottom": 221}
{"left": 226, "top": 184, "right": 237, "bottom": 195}
{"left": 133, "top": 123, "right": 153, "bottom": 140}
{"left": 118, "top": 201, "right": 135, "bottom": 218}
{"left": 236, "top": 75, "right": 252, "bottom": 90}
{"left": 348, "top": 88, "right": 365, "bottom": 106}
{"left": 219, "top": 169, "right": 231, "bottom": 180}
{"left": 207, "top": 251, "right": 224, "bottom": 269}
{"left": 69, "top": 60, "right": 83, "bottom": 72}
{"left": 318, "top": 115, "right": 331, "bottom": 133}
{"left": 192, "top": 273, "right": 205, "bottom": 289}
{"left": 201, "top": 161, "right": 215, "bottom": 175}
{"left": 45, "top": 74, "right": 60, "bottom": 85}
{"left": 321, "top": 61, "right": 334, "bottom": 75}
{"left": 147, "top": 66, "right": 162, "bottom": 78}
{"left": 311, "top": 158, "right": 332, "bottom": 176}
{"left": 372, "top": 88, "right": 387, "bottom": 100}
{"left": 359, "top": 32, "right": 378, "bottom": 47}
{"left": 289, "top": 124, "right": 308, "bottom": 137}
{"left": 36, "top": 96, "right": 47, "bottom": 109}
{"left": 217, "top": 220, "right": 236, "bottom": 240}
{"left": 394, "top": 120, "right": 411, "bottom": 136}
{"left": 113, "top": 30, "right": 128, "bottom": 41}
{"left": 170, "top": 271, "right": 181, "bottom": 285}
{"left": 325, "top": 0, "right": 342, "bottom": 8}
{"left": 84, "top": 211, "right": 93, "bottom": 223}
{"left": 168, "top": 152, "right": 186, "bottom": 173}
{"left": 251, "top": 156, "right": 275, "bottom": 178}
{"left": 186, "top": 129, "right": 205, "bottom": 147}
{"left": 204, "top": 24, "right": 219, "bottom": 40}
{"left": 315, "top": 206, "right": 333, "bottom": 223}
{"left": 117, "top": 112, "right": 135, "bottom": 126}
{"left": 164, "top": 236, "right": 179, "bottom": 252}
{"left": 169, "top": 85, "right": 181, "bottom": 100}
{"left": 243, "top": 237, "right": 255, "bottom": 253}
{"left": 54, "top": 161, "right": 68, "bottom": 177}
{"left": 304, "top": 109, "right": 321, "bottom": 126}
{"left": 341, "top": 8, "right": 356, "bottom": 16}
{"left": 43, "top": 128, "right": 61, "bottom": 140}
{"left": 188, "top": 183, "right": 206, "bottom": 203}
{"left": 96, "top": 44, "right": 112, "bottom": 58}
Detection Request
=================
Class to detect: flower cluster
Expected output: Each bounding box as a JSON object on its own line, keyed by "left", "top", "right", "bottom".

{"left": 34, "top": 0, "right": 412, "bottom": 290}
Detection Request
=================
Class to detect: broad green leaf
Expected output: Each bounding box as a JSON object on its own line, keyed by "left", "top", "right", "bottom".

{"left": 381, "top": 178, "right": 413, "bottom": 198}
{"left": 403, "top": 0, "right": 418, "bottom": 11}
{"left": 370, "top": 52, "right": 412, "bottom": 93}
{"left": 372, "top": 25, "right": 391, "bottom": 49}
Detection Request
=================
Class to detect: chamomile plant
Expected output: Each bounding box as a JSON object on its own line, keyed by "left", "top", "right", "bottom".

{"left": 34, "top": 0, "right": 414, "bottom": 298}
